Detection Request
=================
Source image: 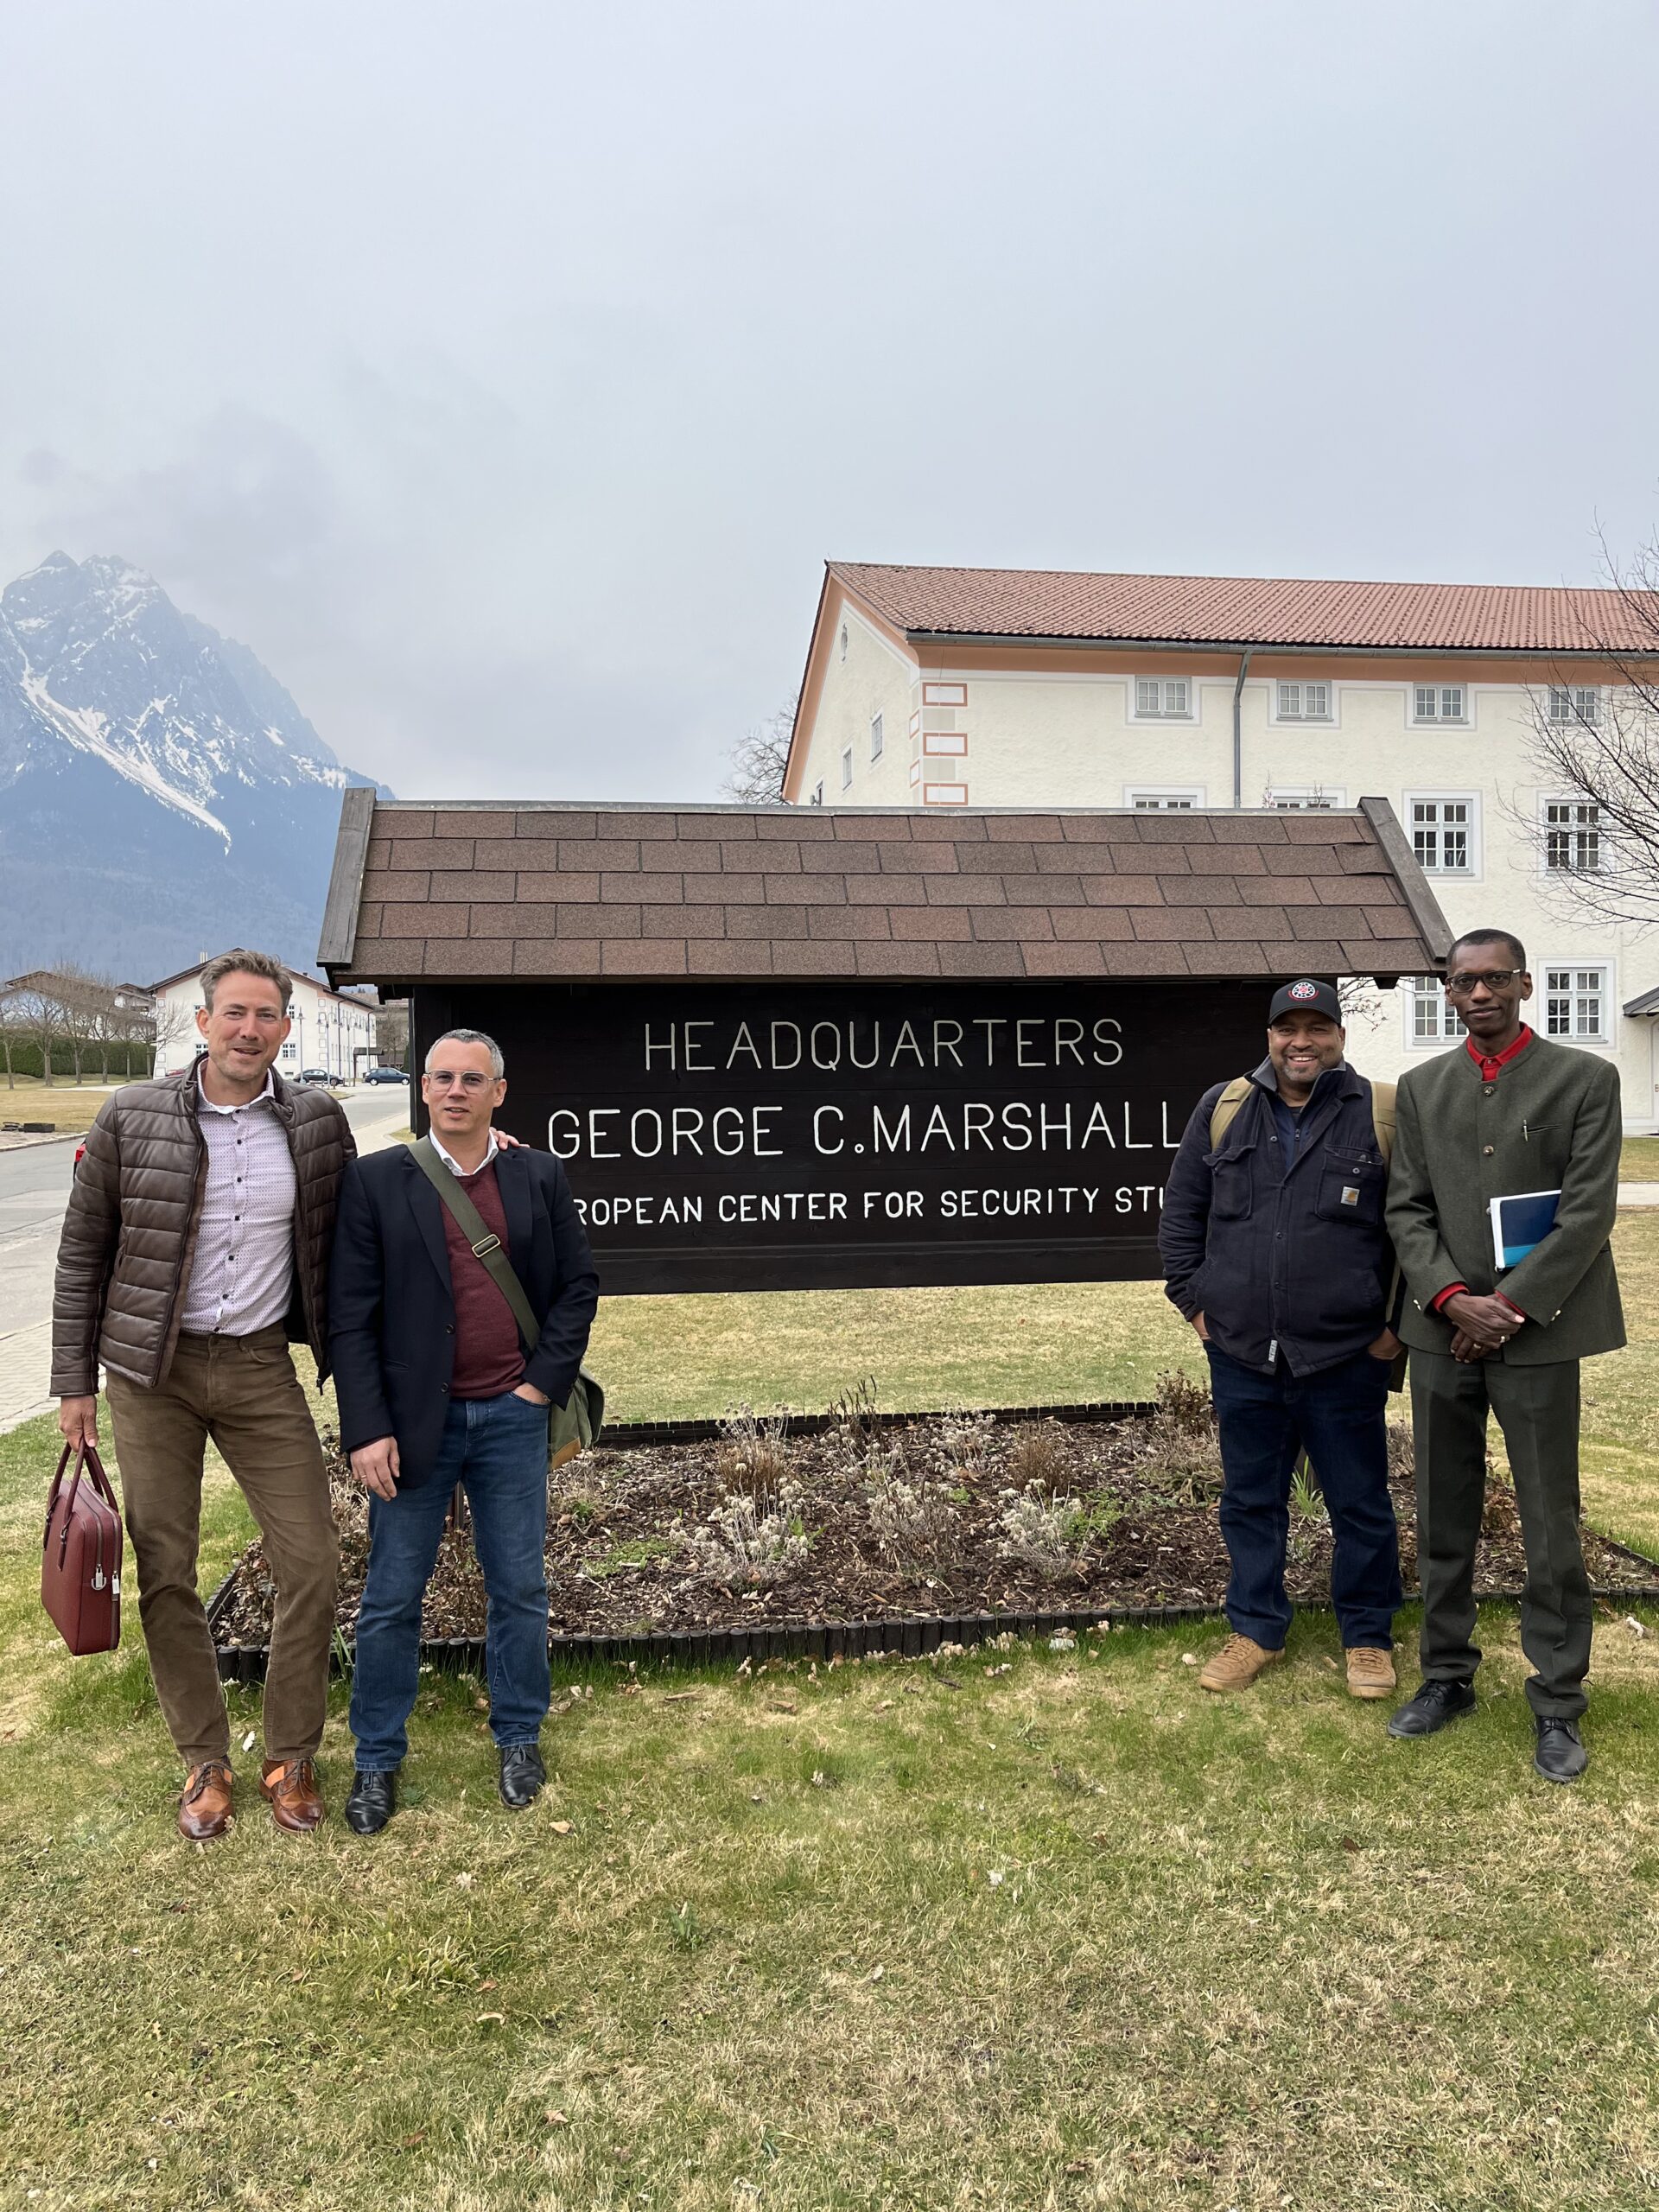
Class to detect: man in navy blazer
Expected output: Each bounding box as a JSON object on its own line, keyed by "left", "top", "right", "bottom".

{"left": 330, "top": 1026, "right": 598, "bottom": 1833}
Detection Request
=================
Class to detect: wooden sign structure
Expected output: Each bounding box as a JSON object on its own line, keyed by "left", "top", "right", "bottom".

{"left": 321, "top": 794, "right": 1451, "bottom": 1296}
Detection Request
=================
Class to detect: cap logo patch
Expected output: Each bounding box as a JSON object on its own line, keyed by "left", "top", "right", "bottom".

{"left": 1289, "top": 981, "right": 1319, "bottom": 1001}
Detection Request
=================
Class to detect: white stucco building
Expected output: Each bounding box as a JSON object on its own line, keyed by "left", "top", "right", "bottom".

{"left": 785, "top": 562, "right": 1659, "bottom": 1126}
{"left": 150, "top": 959, "right": 378, "bottom": 1081}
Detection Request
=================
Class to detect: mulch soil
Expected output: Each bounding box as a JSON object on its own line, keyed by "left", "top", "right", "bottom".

{"left": 210, "top": 1395, "right": 1658, "bottom": 1648}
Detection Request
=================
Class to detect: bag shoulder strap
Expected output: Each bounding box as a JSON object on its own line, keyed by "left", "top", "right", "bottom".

{"left": 1207, "top": 1075, "right": 1255, "bottom": 1150}
{"left": 1368, "top": 1078, "right": 1396, "bottom": 1167}
{"left": 409, "top": 1138, "right": 538, "bottom": 1351}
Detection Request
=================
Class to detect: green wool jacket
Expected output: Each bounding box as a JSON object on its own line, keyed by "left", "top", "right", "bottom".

{"left": 1387, "top": 1033, "right": 1624, "bottom": 1364}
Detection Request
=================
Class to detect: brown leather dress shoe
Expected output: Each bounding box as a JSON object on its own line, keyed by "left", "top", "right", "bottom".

{"left": 260, "top": 1758, "right": 325, "bottom": 1833}
{"left": 178, "top": 1759, "right": 235, "bottom": 1840}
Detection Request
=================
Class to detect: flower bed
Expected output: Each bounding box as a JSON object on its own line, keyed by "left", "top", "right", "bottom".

{"left": 209, "top": 1382, "right": 1659, "bottom": 1674}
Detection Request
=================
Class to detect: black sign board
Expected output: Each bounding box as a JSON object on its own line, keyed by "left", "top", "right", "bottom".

{"left": 410, "top": 981, "right": 1266, "bottom": 1295}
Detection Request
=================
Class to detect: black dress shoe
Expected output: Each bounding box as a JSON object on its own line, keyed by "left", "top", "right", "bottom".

{"left": 499, "top": 1744, "right": 546, "bottom": 1809}
{"left": 346, "top": 1770, "right": 397, "bottom": 1835}
{"left": 1387, "top": 1678, "right": 1478, "bottom": 1738}
{"left": 1534, "top": 1717, "right": 1588, "bottom": 1783}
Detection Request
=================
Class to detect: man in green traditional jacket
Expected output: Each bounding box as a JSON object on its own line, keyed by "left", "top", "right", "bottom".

{"left": 1385, "top": 928, "right": 1624, "bottom": 1782}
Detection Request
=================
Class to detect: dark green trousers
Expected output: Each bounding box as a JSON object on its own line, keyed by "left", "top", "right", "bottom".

{"left": 1409, "top": 1351, "right": 1590, "bottom": 1719}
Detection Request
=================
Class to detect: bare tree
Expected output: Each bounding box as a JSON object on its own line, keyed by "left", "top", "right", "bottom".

{"left": 1518, "top": 531, "right": 1659, "bottom": 930}
{"left": 720, "top": 694, "right": 798, "bottom": 806}
{"left": 375, "top": 999, "right": 410, "bottom": 1069}
{"left": 4, "top": 975, "right": 69, "bottom": 1086}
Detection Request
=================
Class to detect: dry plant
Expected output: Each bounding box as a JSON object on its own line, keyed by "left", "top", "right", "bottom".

{"left": 825, "top": 1375, "right": 880, "bottom": 1456}
{"left": 864, "top": 1446, "right": 962, "bottom": 1570}
{"left": 1002, "top": 1421, "right": 1067, "bottom": 1493}
{"left": 938, "top": 1410, "right": 995, "bottom": 1474}
{"left": 715, "top": 1403, "right": 792, "bottom": 1494}
{"left": 1136, "top": 1369, "right": 1224, "bottom": 1502}
{"left": 997, "top": 1481, "right": 1087, "bottom": 1578}
{"left": 681, "top": 1479, "right": 810, "bottom": 1591}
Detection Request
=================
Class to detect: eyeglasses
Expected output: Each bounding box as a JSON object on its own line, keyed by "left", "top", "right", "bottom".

{"left": 425, "top": 1071, "right": 493, "bottom": 1091}
{"left": 1444, "top": 969, "right": 1520, "bottom": 996}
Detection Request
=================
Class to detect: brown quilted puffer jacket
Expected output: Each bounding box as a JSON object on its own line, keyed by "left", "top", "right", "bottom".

{"left": 51, "top": 1064, "right": 357, "bottom": 1397}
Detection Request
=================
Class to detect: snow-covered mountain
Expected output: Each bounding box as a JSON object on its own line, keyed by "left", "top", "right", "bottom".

{"left": 0, "top": 552, "right": 390, "bottom": 980}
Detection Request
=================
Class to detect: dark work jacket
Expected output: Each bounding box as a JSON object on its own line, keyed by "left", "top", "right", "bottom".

{"left": 1158, "top": 1059, "right": 1394, "bottom": 1377}
{"left": 329, "top": 1144, "right": 600, "bottom": 1488}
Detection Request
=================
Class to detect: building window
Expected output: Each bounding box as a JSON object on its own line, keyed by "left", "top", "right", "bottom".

{"left": 1413, "top": 684, "right": 1466, "bottom": 722}
{"left": 1127, "top": 789, "right": 1201, "bottom": 809}
{"left": 1543, "top": 799, "right": 1603, "bottom": 872}
{"left": 1408, "top": 976, "right": 1465, "bottom": 1043}
{"left": 1409, "top": 796, "right": 1476, "bottom": 874}
{"left": 810, "top": 780, "right": 824, "bottom": 806}
{"left": 840, "top": 747, "right": 854, "bottom": 791}
{"left": 1276, "top": 681, "right": 1331, "bottom": 721}
{"left": 1134, "top": 677, "right": 1192, "bottom": 719}
{"left": 1547, "top": 686, "right": 1599, "bottom": 726}
{"left": 281, "top": 1040, "right": 298, "bottom": 1061}
{"left": 1267, "top": 789, "right": 1341, "bottom": 809}
{"left": 1545, "top": 964, "right": 1610, "bottom": 1042}
{"left": 869, "top": 712, "right": 884, "bottom": 762}
{"left": 838, "top": 624, "right": 849, "bottom": 662}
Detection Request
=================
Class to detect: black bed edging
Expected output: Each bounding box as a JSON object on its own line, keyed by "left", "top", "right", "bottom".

{"left": 207, "top": 1579, "right": 1659, "bottom": 1687}
{"left": 589, "top": 1399, "right": 1157, "bottom": 1450}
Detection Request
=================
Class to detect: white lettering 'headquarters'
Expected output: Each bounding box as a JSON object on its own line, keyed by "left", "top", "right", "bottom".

{"left": 180, "top": 1069, "right": 298, "bottom": 1336}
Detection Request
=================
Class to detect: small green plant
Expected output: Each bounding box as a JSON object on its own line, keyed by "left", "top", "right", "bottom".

{"left": 665, "top": 1902, "right": 709, "bottom": 1951}
{"left": 582, "top": 1536, "right": 677, "bottom": 1581}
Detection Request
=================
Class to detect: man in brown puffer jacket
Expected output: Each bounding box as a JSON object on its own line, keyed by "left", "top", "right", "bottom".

{"left": 52, "top": 950, "right": 355, "bottom": 1840}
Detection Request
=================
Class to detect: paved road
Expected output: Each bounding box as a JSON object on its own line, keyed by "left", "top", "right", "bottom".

{"left": 0, "top": 1088, "right": 410, "bottom": 1433}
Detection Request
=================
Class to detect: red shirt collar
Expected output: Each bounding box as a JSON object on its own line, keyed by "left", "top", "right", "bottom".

{"left": 1465, "top": 1024, "right": 1534, "bottom": 1082}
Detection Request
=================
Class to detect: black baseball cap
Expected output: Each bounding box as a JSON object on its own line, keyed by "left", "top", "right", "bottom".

{"left": 1268, "top": 978, "right": 1343, "bottom": 1023}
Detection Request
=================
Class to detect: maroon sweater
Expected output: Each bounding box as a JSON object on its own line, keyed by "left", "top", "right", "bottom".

{"left": 439, "top": 1159, "right": 524, "bottom": 1399}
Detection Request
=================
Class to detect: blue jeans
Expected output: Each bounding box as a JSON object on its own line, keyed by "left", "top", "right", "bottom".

{"left": 1205, "top": 1345, "right": 1402, "bottom": 1650}
{"left": 350, "top": 1390, "right": 551, "bottom": 1772}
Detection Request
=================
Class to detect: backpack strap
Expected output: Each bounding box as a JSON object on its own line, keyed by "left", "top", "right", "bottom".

{"left": 1368, "top": 1078, "right": 1396, "bottom": 1168}
{"left": 408, "top": 1137, "right": 539, "bottom": 1350}
{"left": 1207, "top": 1075, "right": 1255, "bottom": 1151}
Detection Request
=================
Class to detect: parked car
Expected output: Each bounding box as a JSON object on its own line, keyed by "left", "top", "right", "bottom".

{"left": 365, "top": 1065, "right": 410, "bottom": 1084}
{"left": 296, "top": 1068, "right": 338, "bottom": 1088}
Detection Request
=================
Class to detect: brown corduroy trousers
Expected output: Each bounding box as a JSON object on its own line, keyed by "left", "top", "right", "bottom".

{"left": 105, "top": 1326, "right": 338, "bottom": 1765}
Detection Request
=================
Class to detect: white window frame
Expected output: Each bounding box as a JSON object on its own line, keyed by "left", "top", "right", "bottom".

{"left": 1124, "top": 785, "right": 1205, "bottom": 810}
{"left": 1542, "top": 961, "right": 1612, "bottom": 1046}
{"left": 1130, "top": 676, "right": 1195, "bottom": 721}
{"left": 869, "top": 711, "right": 884, "bottom": 762}
{"left": 840, "top": 746, "right": 854, "bottom": 791}
{"left": 1545, "top": 684, "right": 1601, "bottom": 728}
{"left": 1265, "top": 787, "right": 1345, "bottom": 809}
{"left": 1410, "top": 683, "right": 1469, "bottom": 725}
{"left": 1403, "top": 975, "right": 1465, "bottom": 1048}
{"left": 1539, "top": 793, "right": 1608, "bottom": 875}
{"left": 1405, "top": 791, "right": 1482, "bottom": 879}
{"left": 1274, "top": 679, "right": 1333, "bottom": 723}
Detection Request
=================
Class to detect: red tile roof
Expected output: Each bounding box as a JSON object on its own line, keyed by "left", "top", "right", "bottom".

{"left": 830, "top": 561, "right": 1659, "bottom": 655}
{"left": 323, "top": 797, "right": 1451, "bottom": 988}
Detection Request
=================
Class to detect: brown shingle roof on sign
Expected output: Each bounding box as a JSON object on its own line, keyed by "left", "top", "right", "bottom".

{"left": 323, "top": 798, "right": 1452, "bottom": 989}
{"left": 829, "top": 560, "right": 1659, "bottom": 655}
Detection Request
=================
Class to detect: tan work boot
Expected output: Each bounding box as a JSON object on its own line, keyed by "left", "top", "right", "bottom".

{"left": 1345, "top": 1647, "right": 1397, "bottom": 1700}
{"left": 1198, "top": 1633, "right": 1284, "bottom": 1693}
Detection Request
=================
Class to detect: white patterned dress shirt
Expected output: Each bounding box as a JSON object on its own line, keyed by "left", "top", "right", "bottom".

{"left": 179, "top": 1067, "right": 299, "bottom": 1336}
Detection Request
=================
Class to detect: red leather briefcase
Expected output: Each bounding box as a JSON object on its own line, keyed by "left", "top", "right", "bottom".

{"left": 41, "top": 1442, "right": 123, "bottom": 1656}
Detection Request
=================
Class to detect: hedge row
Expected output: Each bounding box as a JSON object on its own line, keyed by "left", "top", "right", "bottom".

{"left": 0, "top": 1041, "right": 154, "bottom": 1079}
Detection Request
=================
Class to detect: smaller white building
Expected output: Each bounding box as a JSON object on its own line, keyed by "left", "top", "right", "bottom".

{"left": 150, "top": 959, "right": 378, "bottom": 1082}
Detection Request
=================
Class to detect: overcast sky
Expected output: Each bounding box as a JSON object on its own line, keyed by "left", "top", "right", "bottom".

{"left": 2, "top": 0, "right": 1655, "bottom": 801}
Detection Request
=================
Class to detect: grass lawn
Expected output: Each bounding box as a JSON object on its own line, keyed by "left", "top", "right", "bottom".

{"left": 0, "top": 1076, "right": 123, "bottom": 1133}
{"left": 1621, "top": 1135, "right": 1659, "bottom": 1181}
{"left": 3, "top": 1230, "right": 1658, "bottom": 2209}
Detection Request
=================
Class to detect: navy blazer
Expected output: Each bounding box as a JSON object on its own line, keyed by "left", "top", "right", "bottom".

{"left": 329, "top": 1144, "right": 600, "bottom": 1487}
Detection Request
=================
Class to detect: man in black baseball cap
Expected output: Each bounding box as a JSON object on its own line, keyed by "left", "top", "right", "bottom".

{"left": 1160, "top": 978, "right": 1403, "bottom": 1699}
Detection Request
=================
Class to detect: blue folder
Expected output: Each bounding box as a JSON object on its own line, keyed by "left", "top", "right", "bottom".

{"left": 1489, "top": 1189, "right": 1560, "bottom": 1272}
